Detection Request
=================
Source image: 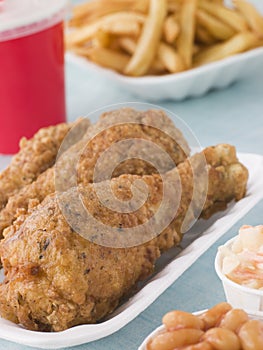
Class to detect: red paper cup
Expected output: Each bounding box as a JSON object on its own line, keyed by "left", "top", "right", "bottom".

{"left": 0, "top": 0, "right": 68, "bottom": 154}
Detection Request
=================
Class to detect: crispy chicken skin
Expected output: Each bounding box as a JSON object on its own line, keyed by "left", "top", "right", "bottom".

{"left": 0, "top": 145, "right": 248, "bottom": 331}
{"left": 0, "top": 108, "right": 189, "bottom": 237}
{"left": 0, "top": 122, "right": 76, "bottom": 211}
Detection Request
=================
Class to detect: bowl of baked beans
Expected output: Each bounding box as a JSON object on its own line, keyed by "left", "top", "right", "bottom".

{"left": 139, "top": 302, "right": 263, "bottom": 350}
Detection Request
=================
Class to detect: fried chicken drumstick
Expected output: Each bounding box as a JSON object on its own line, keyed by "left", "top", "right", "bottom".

{"left": 0, "top": 122, "right": 81, "bottom": 211}
{"left": 0, "top": 108, "right": 189, "bottom": 238}
{"left": 0, "top": 144, "right": 248, "bottom": 331}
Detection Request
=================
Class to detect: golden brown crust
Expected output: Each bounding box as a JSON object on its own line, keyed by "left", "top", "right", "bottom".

{"left": 0, "top": 119, "right": 91, "bottom": 238}
{"left": 0, "top": 108, "right": 189, "bottom": 237}
{"left": 201, "top": 144, "right": 249, "bottom": 218}
{"left": 0, "top": 168, "right": 55, "bottom": 238}
{"left": 0, "top": 144, "right": 248, "bottom": 331}
{"left": 0, "top": 122, "right": 75, "bottom": 211}
{"left": 57, "top": 108, "right": 190, "bottom": 189}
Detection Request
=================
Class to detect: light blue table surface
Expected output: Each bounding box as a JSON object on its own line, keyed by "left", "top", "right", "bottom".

{"left": 2, "top": 24, "right": 263, "bottom": 350}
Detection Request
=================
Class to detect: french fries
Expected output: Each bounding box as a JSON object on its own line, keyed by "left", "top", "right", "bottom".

{"left": 124, "top": 0, "right": 167, "bottom": 76}
{"left": 177, "top": 0, "right": 197, "bottom": 68}
{"left": 117, "top": 37, "right": 137, "bottom": 55}
{"left": 66, "top": 0, "right": 263, "bottom": 76}
{"left": 66, "top": 12, "right": 145, "bottom": 47}
{"left": 196, "top": 25, "right": 217, "bottom": 45}
{"left": 234, "top": 0, "right": 263, "bottom": 39}
{"left": 196, "top": 9, "right": 235, "bottom": 40}
{"left": 198, "top": 0, "right": 248, "bottom": 32}
{"left": 117, "top": 37, "right": 166, "bottom": 73}
{"left": 194, "top": 31, "right": 258, "bottom": 65}
{"left": 163, "top": 15, "right": 180, "bottom": 44}
{"left": 86, "top": 47, "right": 130, "bottom": 72}
{"left": 158, "top": 42, "right": 186, "bottom": 73}
{"left": 70, "top": 0, "right": 148, "bottom": 26}
{"left": 119, "top": 37, "right": 186, "bottom": 73}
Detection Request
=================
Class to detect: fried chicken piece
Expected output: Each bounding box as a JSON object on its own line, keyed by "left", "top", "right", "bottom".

{"left": 201, "top": 144, "right": 249, "bottom": 218}
{"left": 0, "top": 108, "right": 190, "bottom": 237}
{"left": 0, "top": 144, "right": 248, "bottom": 331}
{"left": 0, "top": 119, "right": 90, "bottom": 211}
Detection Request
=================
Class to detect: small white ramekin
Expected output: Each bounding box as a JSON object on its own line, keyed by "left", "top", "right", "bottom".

{"left": 138, "top": 311, "right": 204, "bottom": 350}
{"left": 215, "top": 237, "right": 263, "bottom": 312}
{"left": 138, "top": 308, "right": 263, "bottom": 350}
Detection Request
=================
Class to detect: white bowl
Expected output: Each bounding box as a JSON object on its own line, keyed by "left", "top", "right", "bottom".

{"left": 138, "top": 324, "right": 165, "bottom": 350}
{"left": 138, "top": 308, "right": 263, "bottom": 350}
{"left": 215, "top": 237, "right": 263, "bottom": 312}
{"left": 138, "top": 310, "right": 205, "bottom": 350}
{"left": 66, "top": 47, "right": 263, "bottom": 101}
{"left": 66, "top": 0, "right": 263, "bottom": 101}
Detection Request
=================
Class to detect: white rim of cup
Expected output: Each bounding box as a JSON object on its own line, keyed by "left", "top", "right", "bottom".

{"left": 0, "top": 0, "right": 69, "bottom": 41}
{"left": 214, "top": 237, "right": 263, "bottom": 297}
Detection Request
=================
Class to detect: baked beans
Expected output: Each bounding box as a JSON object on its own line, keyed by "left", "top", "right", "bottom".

{"left": 147, "top": 303, "right": 263, "bottom": 350}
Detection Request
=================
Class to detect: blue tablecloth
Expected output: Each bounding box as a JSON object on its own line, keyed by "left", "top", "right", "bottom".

{"left": 1, "top": 29, "right": 263, "bottom": 350}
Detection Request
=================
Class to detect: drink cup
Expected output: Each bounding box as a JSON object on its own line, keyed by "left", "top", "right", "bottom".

{"left": 0, "top": 0, "right": 68, "bottom": 154}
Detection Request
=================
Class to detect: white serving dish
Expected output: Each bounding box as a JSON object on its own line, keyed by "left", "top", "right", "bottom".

{"left": 66, "top": 0, "right": 263, "bottom": 101}
{"left": 0, "top": 152, "right": 262, "bottom": 348}
{"left": 138, "top": 310, "right": 205, "bottom": 350}
{"left": 215, "top": 237, "right": 263, "bottom": 311}
{"left": 66, "top": 46, "right": 263, "bottom": 101}
{"left": 138, "top": 309, "right": 263, "bottom": 350}
{"left": 138, "top": 324, "right": 165, "bottom": 350}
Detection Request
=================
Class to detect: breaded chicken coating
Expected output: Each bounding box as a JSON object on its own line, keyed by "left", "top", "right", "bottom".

{"left": 0, "top": 144, "right": 248, "bottom": 331}
{"left": 0, "top": 108, "right": 189, "bottom": 237}
{"left": 0, "top": 119, "right": 90, "bottom": 211}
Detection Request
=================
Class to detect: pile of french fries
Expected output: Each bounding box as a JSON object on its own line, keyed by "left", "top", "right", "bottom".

{"left": 66, "top": 0, "right": 263, "bottom": 77}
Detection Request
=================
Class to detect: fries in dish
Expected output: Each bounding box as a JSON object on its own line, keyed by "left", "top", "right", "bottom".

{"left": 66, "top": 0, "right": 263, "bottom": 76}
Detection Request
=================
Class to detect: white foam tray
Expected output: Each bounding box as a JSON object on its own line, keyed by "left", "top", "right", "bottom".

{"left": 0, "top": 152, "right": 262, "bottom": 348}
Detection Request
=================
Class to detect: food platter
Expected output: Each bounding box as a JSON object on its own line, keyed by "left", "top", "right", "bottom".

{"left": 2, "top": 0, "right": 263, "bottom": 347}
{"left": 0, "top": 152, "right": 262, "bottom": 348}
